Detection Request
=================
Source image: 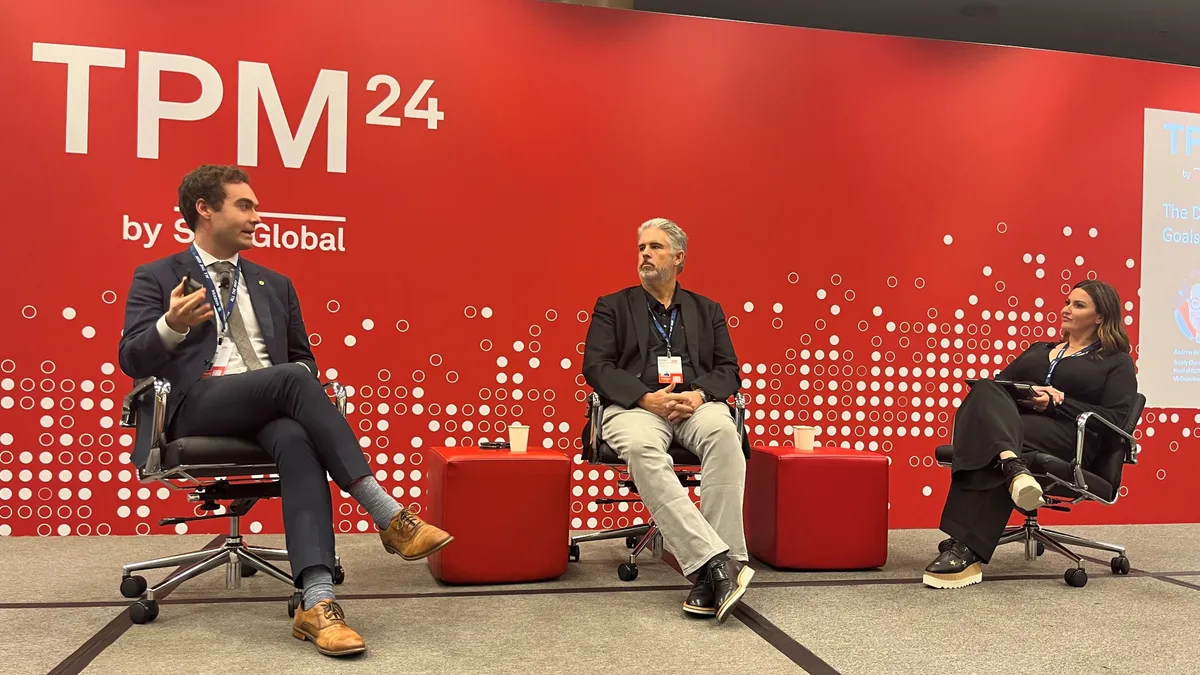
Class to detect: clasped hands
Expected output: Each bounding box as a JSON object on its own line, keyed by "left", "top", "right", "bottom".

{"left": 1019, "top": 385, "right": 1065, "bottom": 412}
{"left": 638, "top": 383, "right": 706, "bottom": 423}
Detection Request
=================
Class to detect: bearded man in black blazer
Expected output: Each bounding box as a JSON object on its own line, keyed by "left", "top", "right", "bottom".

{"left": 582, "top": 218, "right": 752, "bottom": 623}
{"left": 119, "top": 165, "right": 452, "bottom": 656}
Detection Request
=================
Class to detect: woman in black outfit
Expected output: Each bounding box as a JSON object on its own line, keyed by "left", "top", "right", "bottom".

{"left": 922, "top": 279, "right": 1138, "bottom": 589}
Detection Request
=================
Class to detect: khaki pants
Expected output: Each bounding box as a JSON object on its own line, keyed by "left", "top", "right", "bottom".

{"left": 602, "top": 402, "right": 747, "bottom": 576}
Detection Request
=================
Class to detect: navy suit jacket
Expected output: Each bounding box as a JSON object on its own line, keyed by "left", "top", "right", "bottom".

{"left": 118, "top": 249, "right": 318, "bottom": 467}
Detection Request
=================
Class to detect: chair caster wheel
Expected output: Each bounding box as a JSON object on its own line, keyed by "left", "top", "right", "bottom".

{"left": 1036, "top": 542, "right": 1045, "bottom": 557}
{"left": 130, "top": 600, "right": 159, "bottom": 624}
{"left": 120, "top": 575, "right": 147, "bottom": 599}
{"left": 1111, "top": 556, "right": 1131, "bottom": 575}
{"left": 625, "top": 536, "right": 639, "bottom": 549}
{"left": 1065, "top": 568, "right": 1088, "bottom": 587}
{"left": 568, "top": 544, "right": 581, "bottom": 562}
{"left": 240, "top": 566, "right": 258, "bottom": 578}
{"left": 332, "top": 566, "right": 346, "bottom": 585}
{"left": 288, "top": 592, "right": 302, "bottom": 618}
{"left": 618, "top": 562, "right": 639, "bottom": 582}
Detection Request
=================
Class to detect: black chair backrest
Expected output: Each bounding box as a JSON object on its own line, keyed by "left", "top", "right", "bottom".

{"left": 1089, "top": 393, "right": 1146, "bottom": 492}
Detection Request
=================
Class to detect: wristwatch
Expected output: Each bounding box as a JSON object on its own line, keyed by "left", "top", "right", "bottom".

{"left": 693, "top": 387, "right": 712, "bottom": 403}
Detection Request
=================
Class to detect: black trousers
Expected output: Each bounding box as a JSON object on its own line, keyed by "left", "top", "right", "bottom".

{"left": 940, "top": 380, "right": 1074, "bottom": 562}
{"left": 168, "top": 363, "right": 372, "bottom": 586}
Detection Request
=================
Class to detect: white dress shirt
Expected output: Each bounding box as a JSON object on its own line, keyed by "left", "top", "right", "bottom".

{"left": 156, "top": 245, "right": 275, "bottom": 375}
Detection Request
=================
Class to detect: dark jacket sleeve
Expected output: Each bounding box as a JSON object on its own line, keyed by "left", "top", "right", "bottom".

{"left": 582, "top": 295, "right": 653, "bottom": 409}
{"left": 995, "top": 343, "right": 1038, "bottom": 382}
{"left": 1056, "top": 353, "right": 1138, "bottom": 427}
{"left": 691, "top": 301, "right": 740, "bottom": 401}
{"left": 283, "top": 278, "right": 319, "bottom": 379}
{"left": 118, "top": 265, "right": 174, "bottom": 380}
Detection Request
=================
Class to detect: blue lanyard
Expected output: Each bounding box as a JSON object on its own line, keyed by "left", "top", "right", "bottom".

{"left": 648, "top": 305, "right": 679, "bottom": 356}
{"left": 188, "top": 244, "right": 239, "bottom": 334}
{"left": 1046, "top": 342, "right": 1096, "bottom": 385}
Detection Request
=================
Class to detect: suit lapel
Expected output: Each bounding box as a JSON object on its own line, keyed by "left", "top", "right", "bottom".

{"left": 240, "top": 260, "right": 276, "bottom": 353}
{"left": 628, "top": 288, "right": 650, "bottom": 365}
{"left": 170, "top": 249, "right": 205, "bottom": 288}
{"left": 678, "top": 287, "right": 701, "bottom": 368}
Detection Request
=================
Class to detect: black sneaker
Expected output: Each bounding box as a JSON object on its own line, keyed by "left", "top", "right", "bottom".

{"left": 922, "top": 540, "right": 983, "bottom": 589}
{"left": 999, "top": 456, "right": 1044, "bottom": 511}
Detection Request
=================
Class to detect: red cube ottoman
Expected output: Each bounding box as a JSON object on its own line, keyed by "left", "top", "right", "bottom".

{"left": 425, "top": 446, "right": 571, "bottom": 584}
{"left": 744, "top": 444, "right": 889, "bottom": 569}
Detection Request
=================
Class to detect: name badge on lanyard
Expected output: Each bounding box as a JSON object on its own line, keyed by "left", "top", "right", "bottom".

{"left": 1046, "top": 342, "right": 1096, "bottom": 385}
{"left": 203, "top": 342, "right": 236, "bottom": 378}
{"left": 650, "top": 305, "right": 683, "bottom": 384}
{"left": 189, "top": 245, "right": 240, "bottom": 378}
{"left": 658, "top": 356, "right": 683, "bottom": 384}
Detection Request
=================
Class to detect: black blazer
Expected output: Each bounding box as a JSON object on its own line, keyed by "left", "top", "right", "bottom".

{"left": 582, "top": 285, "right": 740, "bottom": 409}
{"left": 117, "top": 249, "right": 318, "bottom": 467}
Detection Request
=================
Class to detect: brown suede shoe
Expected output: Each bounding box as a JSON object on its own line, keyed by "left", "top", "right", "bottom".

{"left": 292, "top": 600, "right": 367, "bottom": 657}
{"left": 379, "top": 508, "right": 454, "bottom": 560}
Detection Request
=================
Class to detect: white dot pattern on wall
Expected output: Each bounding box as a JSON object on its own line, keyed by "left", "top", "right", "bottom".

{"left": 0, "top": 224, "right": 1170, "bottom": 537}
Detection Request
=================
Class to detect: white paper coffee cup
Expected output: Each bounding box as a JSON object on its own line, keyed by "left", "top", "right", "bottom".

{"left": 508, "top": 423, "right": 529, "bottom": 453}
{"left": 793, "top": 425, "right": 817, "bottom": 451}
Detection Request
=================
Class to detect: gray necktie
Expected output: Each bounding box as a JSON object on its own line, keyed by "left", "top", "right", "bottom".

{"left": 210, "top": 261, "right": 265, "bottom": 371}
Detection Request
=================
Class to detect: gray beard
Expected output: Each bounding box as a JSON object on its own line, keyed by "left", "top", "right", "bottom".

{"left": 638, "top": 263, "right": 672, "bottom": 285}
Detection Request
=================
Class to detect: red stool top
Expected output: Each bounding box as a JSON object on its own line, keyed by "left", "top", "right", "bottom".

{"left": 429, "top": 446, "right": 570, "bottom": 462}
{"left": 752, "top": 444, "right": 888, "bottom": 461}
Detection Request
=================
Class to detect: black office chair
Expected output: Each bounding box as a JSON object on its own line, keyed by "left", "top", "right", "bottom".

{"left": 118, "top": 376, "right": 347, "bottom": 623}
{"left": 935, "top": 393, "right": 1146, "bottom": 587}
{"left": 568, "top": 392, "right": 748, "bottom": 581}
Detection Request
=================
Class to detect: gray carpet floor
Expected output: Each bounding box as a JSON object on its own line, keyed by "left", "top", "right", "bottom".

{"left": 4, "top": 524, "right": 1199, "bottom": 675}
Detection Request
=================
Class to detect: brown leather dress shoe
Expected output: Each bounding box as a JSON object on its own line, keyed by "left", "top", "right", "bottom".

{"left": 292, "top": 600, "right": 367, "bottom": 657}
{"left": 379, "top": 508, "right": 454, "bottom": 560}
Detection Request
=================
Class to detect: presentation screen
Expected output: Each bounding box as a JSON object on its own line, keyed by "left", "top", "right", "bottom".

{"left": 1142, "top": 108, "right": 1200, "bottom": 409}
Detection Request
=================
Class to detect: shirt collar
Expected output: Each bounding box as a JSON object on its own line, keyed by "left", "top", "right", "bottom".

{"left": 192, "top": 243, "right": 239, "bottom": 268}
{"left": 642, "top": 283, "right": 682, "bottom": 311}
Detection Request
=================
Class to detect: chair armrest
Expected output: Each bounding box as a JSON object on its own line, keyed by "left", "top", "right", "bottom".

{"left": 121, "top": 378, "right": 172, "bottom": 475}
{"left": 1076, "top": 411, "right": 1138, "bottom": 468}
{"left": 1069, "top": 411, "right": 1139, "bottom": 491}
{"left": 1078, "top": 411, "right": 1136, "bottom": 444}
{"left": 322, "top": 381, "right": 348, "bottom": 418}
{"left": 733, "top": 393, "right": 747, "bottom": 444}
{"left": 120, "top": 377, "right": 157, "bottom": 427}
{"left": 587, "top": 393, "right": 603, "bottom": 463}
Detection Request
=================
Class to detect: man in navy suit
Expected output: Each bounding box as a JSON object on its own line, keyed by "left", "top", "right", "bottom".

{"left": 119, "top": 165, "right": 452, "bottom": 656}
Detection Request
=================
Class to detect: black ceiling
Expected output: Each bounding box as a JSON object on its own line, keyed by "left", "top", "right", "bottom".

{"left": 633, "top": 0, "right": 1200, "bottom": 68}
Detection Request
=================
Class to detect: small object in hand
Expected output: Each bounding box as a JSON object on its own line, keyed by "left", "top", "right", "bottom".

{"left": 183, "top": 274, "right": 205, "bottom": 295}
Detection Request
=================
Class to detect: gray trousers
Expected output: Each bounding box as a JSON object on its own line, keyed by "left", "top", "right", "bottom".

{"left": 603, "top": 402, "right": 747, "bottom": 576}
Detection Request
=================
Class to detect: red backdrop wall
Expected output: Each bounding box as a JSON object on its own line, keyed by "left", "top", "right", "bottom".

{"left": 1, "top": 0, "right": 1197, "bottom": 539}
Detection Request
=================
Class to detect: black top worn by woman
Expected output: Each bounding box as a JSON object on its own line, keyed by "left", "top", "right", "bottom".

{"left": 955, "top": 341, "right": 1137, "bottom": 485}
